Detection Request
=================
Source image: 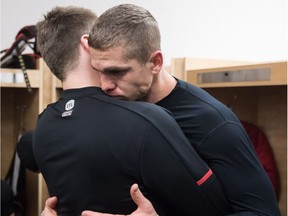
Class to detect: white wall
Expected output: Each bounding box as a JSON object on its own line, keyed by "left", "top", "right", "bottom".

{"left": 1, "top": 0, "right": 287, "bottom": 65}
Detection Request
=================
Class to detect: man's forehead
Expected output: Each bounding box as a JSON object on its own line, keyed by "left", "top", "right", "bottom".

{"left": 89, "top": 48, "right": 138, "bottom": 72}
{"left": 90, "top": 57, "right": 131, "bottom": 73}
{"left": 89, "top": 46, "right": 124, "bottom": 59}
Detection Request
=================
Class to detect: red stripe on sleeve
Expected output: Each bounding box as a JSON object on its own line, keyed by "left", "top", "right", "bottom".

{"left": 196, "top": 169, "right": 213, "bottom": 186}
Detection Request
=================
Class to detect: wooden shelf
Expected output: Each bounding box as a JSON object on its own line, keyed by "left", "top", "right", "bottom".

{"left": 0, "top": 68, "right": 41, "bottom": 88}
{"left": 186, "top": 61, "right": 287, "bottom": 88}
{"left": 171, "top": 58, "right": 287, "bottom": 87}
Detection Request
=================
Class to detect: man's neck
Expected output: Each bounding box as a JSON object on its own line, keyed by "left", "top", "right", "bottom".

{"left": 145, "top": 69, "right": 177, "bottom": 103}
{"left": 62, "top": 43, "right": 101, "bottom": 90}
{"left": 62, "top": 69, "right": 101, "bottom": 90}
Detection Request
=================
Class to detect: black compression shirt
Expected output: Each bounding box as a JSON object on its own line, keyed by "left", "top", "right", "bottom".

{"left": 33, "top": 87, "right": 233, "bottom": 216}
{"left": 156, "top": 79, "right": 281, "bottom": 216}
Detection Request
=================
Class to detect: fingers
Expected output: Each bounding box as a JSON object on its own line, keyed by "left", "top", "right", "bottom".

{"left": 81, "top": 210, "right": 123, "bottom": 216}
{"left": 46, "top": 196, "right": 58, "bottom": 209}
{"left": 130, "top": 184, "right": 143, "bottom": 204}
{"left": 81, "top": 184, "right": 158, "bottom": 216}
{"left": 81, "top": 210, "right": 103, "bottom": 216}
{"left": 130, "top": 184, "right": 152, "bottom": 209}
{"left": 42, "top": 196, "right": 58, "bottom": 216}
{"left": 130, "top": 184, "right": 158, "bottom": 215}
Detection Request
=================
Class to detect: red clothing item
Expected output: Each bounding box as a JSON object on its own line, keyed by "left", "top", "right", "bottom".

{"left": 241, "top": 121, "right": 280, "bottom": 200}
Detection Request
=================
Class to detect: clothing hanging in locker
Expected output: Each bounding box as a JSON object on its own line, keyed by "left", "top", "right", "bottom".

{"left": 241, "top": 120, "right": 280, "bottom": 200}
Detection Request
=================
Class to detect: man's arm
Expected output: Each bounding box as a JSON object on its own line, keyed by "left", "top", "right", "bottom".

{"left": 43, "top": 184, "right": 158, "bottom": 216}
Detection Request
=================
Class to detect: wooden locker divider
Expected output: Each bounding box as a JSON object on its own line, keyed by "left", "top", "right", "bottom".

{"left": 171, "top": 58, "right": 287, "bottom": 216}
{"left": 1, "top": 58, "right": 60, "bottom": 216}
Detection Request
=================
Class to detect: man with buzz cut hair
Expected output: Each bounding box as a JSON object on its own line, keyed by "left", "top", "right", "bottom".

{"left": 34, "top": 5, "right": 233, "bottom": 216}
{"left": 86, "top": 3, "right": 280, "bottom": 216}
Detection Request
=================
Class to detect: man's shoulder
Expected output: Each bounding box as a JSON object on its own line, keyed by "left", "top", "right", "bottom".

{"left": 94, "top": 95, "right": 174, "bottom": 123}
{"left": 98, "top": 95, "right": 170, "bottom": 113}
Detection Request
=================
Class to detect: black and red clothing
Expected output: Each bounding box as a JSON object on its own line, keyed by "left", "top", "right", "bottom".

{"left": 33, "top": 87, "right": 232, "bottom": 216}
{"left": 156, "top": 79, "right": 280, "bottom": 216}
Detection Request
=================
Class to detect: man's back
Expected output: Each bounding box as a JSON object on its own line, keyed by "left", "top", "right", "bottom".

{"left": 34, "top": 87, "right": 232, "bottom": 216}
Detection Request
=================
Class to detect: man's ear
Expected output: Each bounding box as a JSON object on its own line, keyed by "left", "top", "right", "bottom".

{"left": 149, "top": 51, "right": 163, "bottom": 74}
{"left": 80, "top": 34, "right": 89, "bottom": 50}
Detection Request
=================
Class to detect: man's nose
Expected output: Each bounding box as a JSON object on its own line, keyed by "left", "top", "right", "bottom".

{"left": 99, "top": 73, "right": 116, "bottom": 91}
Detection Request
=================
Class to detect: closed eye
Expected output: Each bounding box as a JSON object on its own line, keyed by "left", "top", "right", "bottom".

{"left": 104, "top": 69, "right": 128, "bottom": 76}
{"left": 91, "top": 65, "right": 131, "bottom": 77}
